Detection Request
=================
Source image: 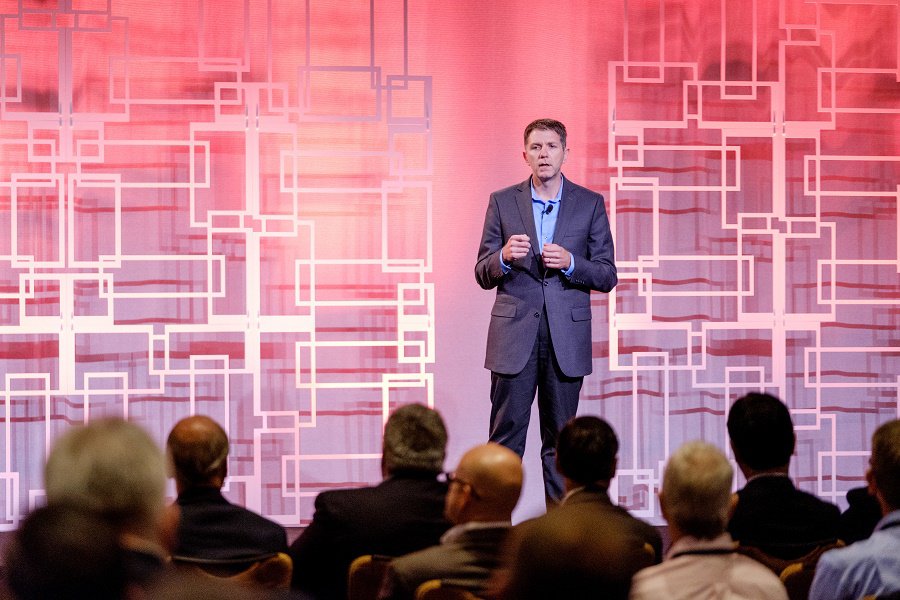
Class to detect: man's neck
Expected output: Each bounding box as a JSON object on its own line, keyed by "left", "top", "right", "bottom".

{"left": 531, "top": 174, "right": 562, "bottom": 200}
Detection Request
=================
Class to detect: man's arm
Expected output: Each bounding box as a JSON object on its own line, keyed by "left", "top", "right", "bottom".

{"left": 475, "top": 192, "right": 507, "bottom": 290}
{"left": 807, "top": 550, "right": 849, "bottom": 600}
{"left": 475, "top": 193, "right": 533, "bottom": 290}
{"left": 565, "top": 191, "right": 617, "bottom": 293}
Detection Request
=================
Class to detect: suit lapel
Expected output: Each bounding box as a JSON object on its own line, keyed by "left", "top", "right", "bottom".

{"left": 551, "top": 175, "right": 575, "bottom": 244}
{"left": 515, "top": 179, "right": 541, "bottom": 257}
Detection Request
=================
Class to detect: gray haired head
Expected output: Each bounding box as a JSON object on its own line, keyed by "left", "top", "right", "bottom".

{"left": 382, "top": 404, "right": 447, "bottom": 475}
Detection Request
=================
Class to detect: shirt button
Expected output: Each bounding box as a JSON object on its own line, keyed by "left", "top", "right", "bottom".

{"left": 534, "top": 312, "right": 540, "bottom": 318}
{"left": 543, "top": 281, "right": 549, "bottom": 286}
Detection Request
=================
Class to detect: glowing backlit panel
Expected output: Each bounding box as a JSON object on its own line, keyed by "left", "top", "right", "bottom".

{"left": 0, "top": 0, "right": 897, "bottom": 528}
{"left": 0, "top": 0, "right": 433, "bottom": 526}
{"left": 603, "top": 0, "right": 899, "bottom": 519}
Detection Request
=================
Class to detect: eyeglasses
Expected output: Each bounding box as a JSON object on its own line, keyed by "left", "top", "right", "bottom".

{"left": 444, "top": 472, "right": 481, "bottom": 499}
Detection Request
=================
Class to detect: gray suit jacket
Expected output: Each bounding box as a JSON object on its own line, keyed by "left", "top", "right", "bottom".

{"left": 475, "top": 176, "right": 616, "bottom": 377}
{"left": 378, "top": 524, "right": 511, "bottom": 600}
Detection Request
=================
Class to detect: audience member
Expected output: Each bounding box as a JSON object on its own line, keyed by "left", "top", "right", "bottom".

{"left": 167, "top": 415, "right": 287, "bottom": 563}
{"left": 554, "top": 416, "right": 662, "bottom": 561}
{"left": 839, "top": 485, "right": 882, "bottom": 544}
{"left": 288, "top": 403, "right": 451, "bottom": 599}
{"left": 486, "top": 415, "right": 660, "bottom": 600}
{"left": 727, "top": 392, "right": 840, "bottom": 558}
{"left": 378, "top": 443, "right": 523, "bottom": 600}
{"left": 496, "top": 503, "right": 640, "bottom": 600}
{"left": 4, "top": 503, "right": 127, "bottom": 600}
{"left": 44, "top": 417, "right": 174, "bottom": 588}
{"left": 629, "top": 441, "right": 787, "bottom": 600}
{"left": 809, "top": 419, "right": 900, "bottom": 599}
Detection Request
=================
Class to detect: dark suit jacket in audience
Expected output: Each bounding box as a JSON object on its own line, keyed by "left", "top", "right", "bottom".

{"left": 839, "top": 485, "right": 882, "bottom": 544}
{"left": 288, "top": 470, "right": 451, "bottom": 600}
{"left": 728, "top": 474, "right": 840, "bottom": 559}
{"left": 561, "top": 485, "right": 663, "bottom": 563}
{"left": 174, "top": 487, "right": 288, "bottom": 561}
{"left": 378, "top": 523, "right": 510, "bottom": 600}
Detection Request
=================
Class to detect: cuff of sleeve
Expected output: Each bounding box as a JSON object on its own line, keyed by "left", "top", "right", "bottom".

{"left": 563, "top": 256, "right": 575, "bottom": 278}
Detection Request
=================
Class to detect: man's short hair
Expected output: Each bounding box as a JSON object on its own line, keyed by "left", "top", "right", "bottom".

{"left": 44, "top": 418, "right": 167, "bottom": 532}
{"left": 556, "top": 416, "right": 618, "bottom": 484}
{"left": 523, "top": 118, "right": 567, "bottom": 148}
{"left": 727, "top": 392, "right": 795, "bottom": 471}
{"left": 662, "top": 441, "right": 734, "bottom": 539}
{"left": 167, "top": 415, "right": 229, "bottom": 488}
{"left": 871, "top": 419, "right": 900, "bottom": 509}
{"left": 382, "top": 404, "right": 447, "bottom": 474}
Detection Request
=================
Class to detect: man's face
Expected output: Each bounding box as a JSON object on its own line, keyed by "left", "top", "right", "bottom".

{"left": 443, "top": 467, "right": 472, "bottom": 525}
{"left": 523, "top": 128, "right": 568, "bottom": 183}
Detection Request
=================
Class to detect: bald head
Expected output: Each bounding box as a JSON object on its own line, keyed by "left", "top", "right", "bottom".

{"left": 445, "top": 443, "right": 523, "bottom": 524}
{"left": 167, "top": 415, "right": 229, "bottom": 492}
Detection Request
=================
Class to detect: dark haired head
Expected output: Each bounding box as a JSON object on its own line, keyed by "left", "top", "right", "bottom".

{"left": 556, "top": 416, "right": 618, "bottom": 485}
{"left": 727, "top": 392, "right": 795, "bottom": 472}
{"left": 524, "top": 118, "right": 567, "bottom": 148}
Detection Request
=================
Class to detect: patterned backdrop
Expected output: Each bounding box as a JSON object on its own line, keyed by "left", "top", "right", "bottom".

{"left": 0, "top": 0, "right": 897, "bottom": 527}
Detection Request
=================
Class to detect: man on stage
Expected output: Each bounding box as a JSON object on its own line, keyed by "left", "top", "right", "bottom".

{"left": 475, "top": 118, "right": 617, "bottom": 504}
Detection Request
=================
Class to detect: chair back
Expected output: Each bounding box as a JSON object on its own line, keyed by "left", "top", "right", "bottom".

{"left": 415, "top": 579, "right": 480, "bottom": 600}
{"left": 348, "top": 554, "right": 392, "bottom": 600}
{"left": 739, "top": 541, "right": 844, "bottom": 600}
{"left": 172, "top": 552, "right": 293, "bottom": 590}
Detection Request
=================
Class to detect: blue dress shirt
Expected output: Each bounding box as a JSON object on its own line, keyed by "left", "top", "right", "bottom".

{"left": 500, "top": 177, "right": 575, "bottom": 276}
{"left": 809, "top": 509, "right": 900, "bottom": 600}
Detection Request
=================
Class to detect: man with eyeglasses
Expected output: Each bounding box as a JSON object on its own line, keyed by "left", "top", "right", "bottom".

{"left": 378, "top": 443, "right": 523, "bottom": 600}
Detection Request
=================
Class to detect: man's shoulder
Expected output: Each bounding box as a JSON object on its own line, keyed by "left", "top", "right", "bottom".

{"left": 739, "top": 477, "right": 839, "bottom": 513}
{"left": 314, "top": 476, "right": 446, "bottom": 517}
{"left": 392, "top": 542, "right": 451, "bottom": 571}
{"left": 491, "top": 180, "right": 528, "bottom": 199}
{"left": 562, "top": 176, "right": 598, "bottom": 196}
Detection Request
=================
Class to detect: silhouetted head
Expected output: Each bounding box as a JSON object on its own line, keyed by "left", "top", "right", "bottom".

{"left": 444, "top": 443, "right": 523, "bottom": 524}
{"left": 44, "top": 418, "right": 167, "bottom": 540}
{"left": 869, "top": 419, "right": 900, "bottom": 513}
{"left": 727, "top": 392, "right": 795, "bottom": 474}
{"left": 382, "top": 403, "right": 447, "bottom": 476}
{"left": 167, "top": 415, "right": 230, "bottom": 492}
{"left": 660, "top": 441, "right": 734, "bottom": 539}
{"left": 556, "top": 416, "right": 619, "bottom": 488}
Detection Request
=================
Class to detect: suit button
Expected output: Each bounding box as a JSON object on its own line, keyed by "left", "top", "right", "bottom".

{"left": 534, "top": 312, "right": 540, "bottom": 318}
{"left": 543, "top": 281, "right": 549, "bottom": 287}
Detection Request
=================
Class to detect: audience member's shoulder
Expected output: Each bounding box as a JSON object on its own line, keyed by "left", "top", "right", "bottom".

{"left": 796, "top": 486, "right": 841, "bottom": 516}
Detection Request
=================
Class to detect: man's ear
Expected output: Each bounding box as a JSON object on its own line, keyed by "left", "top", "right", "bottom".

{"left": 866, "top": 467, "right": 878, "bottom": 497}
{"left": 658, "top": 490, "right": 668, "bottom": 522}
{"left": 727, "top": 492, "right": 739, "bottom": 521}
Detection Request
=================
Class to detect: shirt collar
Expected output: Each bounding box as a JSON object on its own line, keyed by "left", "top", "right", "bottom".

{"left": 440, "top": 520, "right": 511, "bottom": 544}
{"left": 875, "top": 508, "right": 900, "bottom": 531}
{"left": 530, "top": 176, "right": 564, "bottom": 204}
{"left": 665, "top": 533, "right": 736, "bottom": 560}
